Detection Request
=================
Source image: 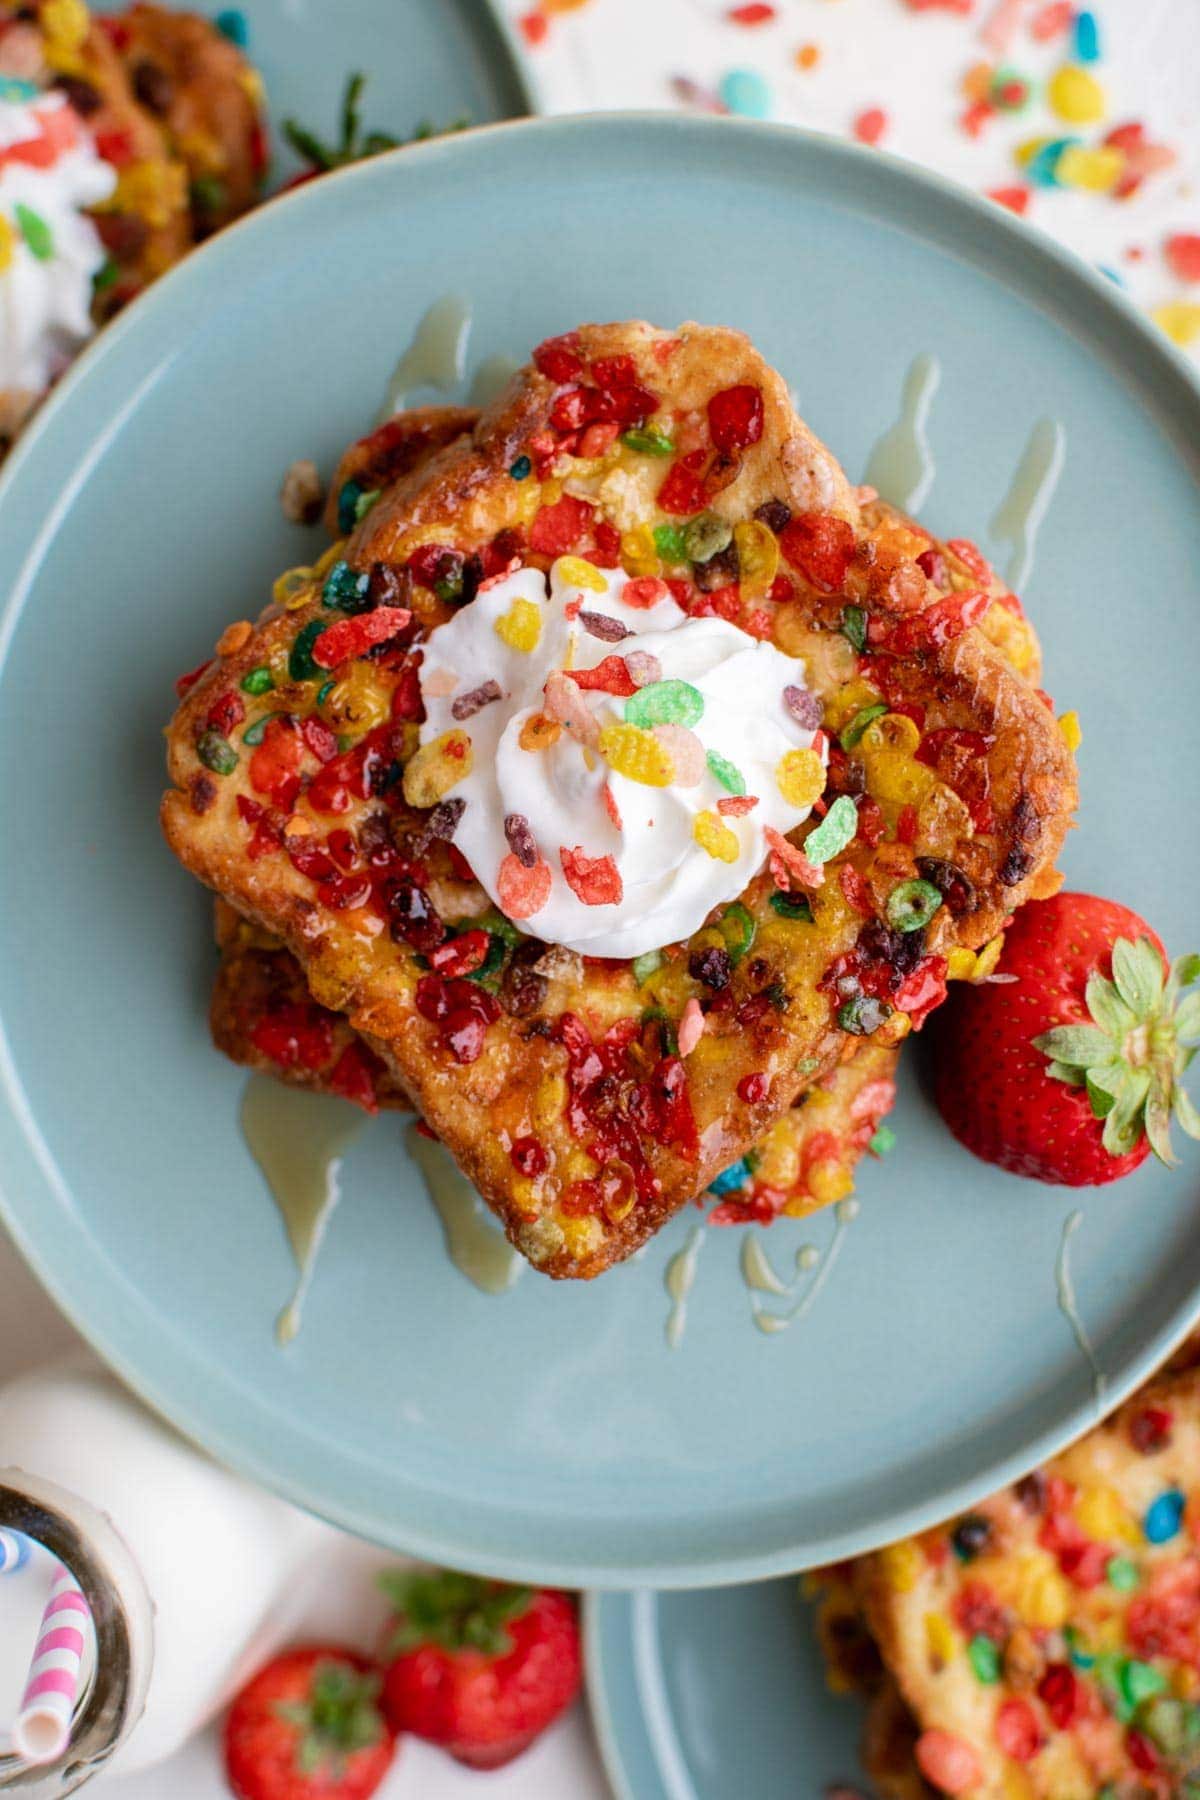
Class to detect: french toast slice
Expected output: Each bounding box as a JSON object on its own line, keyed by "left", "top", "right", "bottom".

{"left": 163, "top": 320, "right": 1076, "bottom": 1278}
{"left": 823, "top": 1360, "right": 1200, "bottom": 1799}
{"left": 213, "top": 901, "right": 902, "bottom": 1221}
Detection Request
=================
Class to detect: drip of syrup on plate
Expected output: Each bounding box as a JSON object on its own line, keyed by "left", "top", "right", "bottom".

{"left": 739, "top": 1232, "right": 790, "bottom": 1296}
{"left": 863, "top": 352, "right": 941, "bottom": 513}
{"left": 751, "top": 1198, "right": 859, "bottom": 1337}
{"left": 468, "top": 352, "right": 521, "bottom": 409}
{"left": 407, "top": 1126, "right": 524, "bottom": 1295}
{"left": 1055, "top": 1208, "right": 1105, "bottom": 1406}
{"left": 381, "top": 293, "right": 471, "bottom": 418}
{"left": 663, "top": 1226, "right": 705, "bottom": 1350}
{"left": 240, "top": 1076, "right": 367, "bottom": 1345}
{"left": 989, "top": 416, "right": 1066, "bottom": 591}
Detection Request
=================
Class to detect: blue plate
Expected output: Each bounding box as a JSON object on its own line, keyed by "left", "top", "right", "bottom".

{"left": 92, "top": 0, "right": 532, "bottom": 162}
{"left": 1, "top": 116, "right": 1199, "bottom": 1587}
{"left": 588, "top": 1583, "right": 864, "bottom": 1799}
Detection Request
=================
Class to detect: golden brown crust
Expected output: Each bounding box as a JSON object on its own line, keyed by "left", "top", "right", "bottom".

{"left": 162, "top": 321, "right": 1077, "bottom": 1277}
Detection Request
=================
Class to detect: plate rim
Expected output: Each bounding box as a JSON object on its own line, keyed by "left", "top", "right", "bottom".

{"left": 2, "top": 111, "right": 1200, "bottom": 1588}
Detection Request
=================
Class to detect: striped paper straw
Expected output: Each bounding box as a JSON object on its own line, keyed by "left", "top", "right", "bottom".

{"left": 12, "top": 1562, "right": 91, "bottom": 1766}
{"left": 0, "top": 1528, "right": 31, "bottom": 1574}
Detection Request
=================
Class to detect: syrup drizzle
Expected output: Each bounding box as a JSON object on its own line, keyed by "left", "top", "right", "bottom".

{"left": 663, "top": 1226, "right": 705, "bottom": 1350}
{"left": 1056, "top": 1208, "right": 1106, "bottom": 1406}
{"left": 381, "top": 293, "right": 471, "bottom": 418}
{"left": 864, "top": 352, "right": 941, "bottom": 513}
{"left": 407, "top": 1126, "right": 524, "bottom": 1295}
{"left": 468, "top": 352, "right": 521, "bottom": 409}
{"left": 240, "top": 1076, "right": 366, "bottom": 1345}
{"left": 750, "top": 1199, "right": 860, "bottom": 1336}
{"left": 989, "top": 416, "right": 1066, "bottom": 591}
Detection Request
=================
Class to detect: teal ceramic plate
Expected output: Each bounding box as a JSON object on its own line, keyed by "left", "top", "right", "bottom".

{"left": 90, "top": 0, "right": 532, "bottom": 162}
{"left": 587, "top": 1582, "right": 863, "bottom": 1799}
{"left": 1, "top": 116, "right": 1199, "bottom": 1587}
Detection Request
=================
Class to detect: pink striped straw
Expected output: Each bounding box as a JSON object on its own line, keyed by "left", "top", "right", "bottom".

{"left": 12, "top": 1562, "right": 92, "bottom": 1766}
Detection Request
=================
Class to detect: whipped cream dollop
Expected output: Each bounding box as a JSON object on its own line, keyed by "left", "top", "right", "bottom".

{"left": 416, "top": 556, "right": 827, "bottom": 958}
{"left": 0, "top": 87, "right": 115, "bottom": 397}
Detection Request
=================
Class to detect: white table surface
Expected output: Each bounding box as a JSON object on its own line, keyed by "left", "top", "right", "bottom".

{"left": 0, "top": 1231, "right": 611, "bottom": 1799}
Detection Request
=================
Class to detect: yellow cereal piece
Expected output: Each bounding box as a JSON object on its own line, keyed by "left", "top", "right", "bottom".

{"left": 315, "top": 540, "right": 348, "bottom": 577}
{"left": 273, "top": 566, "right": 316, "bottom": 610}
{"left": 1077, "top": 1485, "right": 1138, "bottom": 1546}
{"left": 107, "top": 160, "right": 189, "bottom": 230}
{"left": 1015, "top": 1556, "right": 1071, "bottom": 1629}
{"left": 925, "top": 1611, "right": 957, "bottom": 1667}
{"left": 556, "top": 554, "right": 607, "bottom": 592}
{"left": 861, "top": 713, "right": 922, "bottom": 758}
{"left": 1173, "top": 1664, "right": 1200, "bottom": 1700}
{"left": 1093, "top": 1617, "right": 1124, "bottom": 1652}
{"left": 808, "top": 1159, "right": 854, "bottom": 1205}
{"left": 1056, "top": 144, "right": 1123, "bottom": 191}
{"left": 1154, "top": 303, "right": 1200, "bottom": 349}
{"left": 176, "top": 128, "right": 227, "bottom": 177}
{"left": 693, "top": 810, "right": 740, "bottom": 863}
{"left": 320, "top": 664, "right": 391, "bottom": 734}
{"left": 238, "top": 66, "right": 266, "bottom": 106}
{"left": 494, "top": 597, "right": 542, "bottom": 653}
{"left": 621, "top": 524, "right": 661, "bottom": 577}
{"left": 879, "top": 1539, "right": 921, "bottom": 1595}
{"left": 1058, "top": 709, "right": 1082, "bottom": 752}
{"left": 41, "top": 0, "right": 89, "bottom": 50}
{"left": 401, "top": 729, "right": 473, "bottom": 809}
{"left": 600, "top": 723, "right": 675, "bottom": 787}
{"left": 734, "top": 518, "right": 779, "bottom": 602}
{"left": 972, "top": 934, "right": 1006, "bottom": 981}
{"left": 558, "top": 1213, "right": 600, "bottom": 1257}
{"left": 947, "top": 947, "right": 979, "bottom": 982}
{"left": 775, "top": 747, "right": 825, "bottom": 809}
{"left": 0, "top": 215, "right": 15, "bottom": 274}
{"left": 861, "top": 748, "right": 934, "bottom": 806}
{"left": 1047, "top": 65, "right": 1107, "bottom": 126}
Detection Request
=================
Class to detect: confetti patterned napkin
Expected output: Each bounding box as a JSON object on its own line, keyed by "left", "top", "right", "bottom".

{"left": 503, "top": 0, "right": 1200, "bottom": 367}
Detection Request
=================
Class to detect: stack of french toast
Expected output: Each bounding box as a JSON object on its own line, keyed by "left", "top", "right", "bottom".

{"left": 161, "top": 321, "right": 1077, "bottom": 1279}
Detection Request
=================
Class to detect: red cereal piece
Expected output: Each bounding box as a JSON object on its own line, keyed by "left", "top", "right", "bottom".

{"left": 1166, "top": 233, "right": 1200, "bottom": 283}
{"left": 716, "top": 795, "right": 758, "bottom": 816}
{"left": 947, "top": 537, "right": 994, "bottom": 582}
{"left": 567, "top": 656, "right": 637, "bottom": 696}
{"left": 590, "top": 353, "right": 638, "bottom": 390}
{"left": 853, "top": 107, "right": 888, "bottom": 146}
{"left": 779, "top": 513, "right": 855, "bottom": 593}
{"left": 249, "top": 715, "right": 305, "bottom": 811}
{"left": 300, "top": 716, "right": 338, "bottom": 763}
{"left": 560, "top": 846, "right": 623, "bottom": 906}
{"left": 1029, "top": 0, "right": 1072, "bottom": 39}
{"left": 707, "top": 384, "right": 765, "bottom": 454}
{"left": 914, "top": 1732, "right": 982, "bottom": 1796}
{"left": 602, "top": 784, "right": 623, "bottom": 830}
{"left": 175, "top": 657, "right": 212, "bottom": 698}
{"left": 840, "top": 865, "right": 873, "bottom": 915}
{"left": 430, "top": 929, "right": 491, "bottom": 977}
{"left": 533, "top": 331, "right": 584, "bottom": 383}
{"left": 738, "top": 1072, "right": 768, "bottom": 1104}
{"left": 888, "top": 589, "right": 990, "bottom": 653}
{"left": 311, "top": 606, "right": 412, "bottom": 669}
{"left": 764, "top": 825, "right": 824, "bottom": 890}
{"left": 622, "top": 576, "right": 671, "bottom": 610}
{"left": 657, "top": 459, "right": 709, "bottom": 516}
{"left": 250, "top": 1003, "right": 334, "bottom": 1073}
{"left": 497, "top": 852, "right": 552, "bottom": 920}
{"left": 994, "top": 1699, "right": 1041, "bottom": 1762}
{"left": 529, "top": 493, "right": 595, "bottom": 556}
{"left": 327, "top": 1042, "right": 381, "bottom": 1113}
{"left": 988, "top": 185, "right": 1031, "bottom": 214}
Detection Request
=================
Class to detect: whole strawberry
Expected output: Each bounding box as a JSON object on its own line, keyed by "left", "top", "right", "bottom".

{"left": 379, "top": 1570, "right": 581, "bottom": 1770}
{"left": 223, "top": 1646, "right": 396, "bottom": 1800}
{"left": 932, "top": 893, "right": 1200, "bottom": 1185}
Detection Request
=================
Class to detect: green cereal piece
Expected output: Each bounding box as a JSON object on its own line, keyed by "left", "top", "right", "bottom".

{"left": 625, "top": 679, "right": 704, "bottom": 729}
{"left": 803, "top": 795, "right": 858, "bottom": 864}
